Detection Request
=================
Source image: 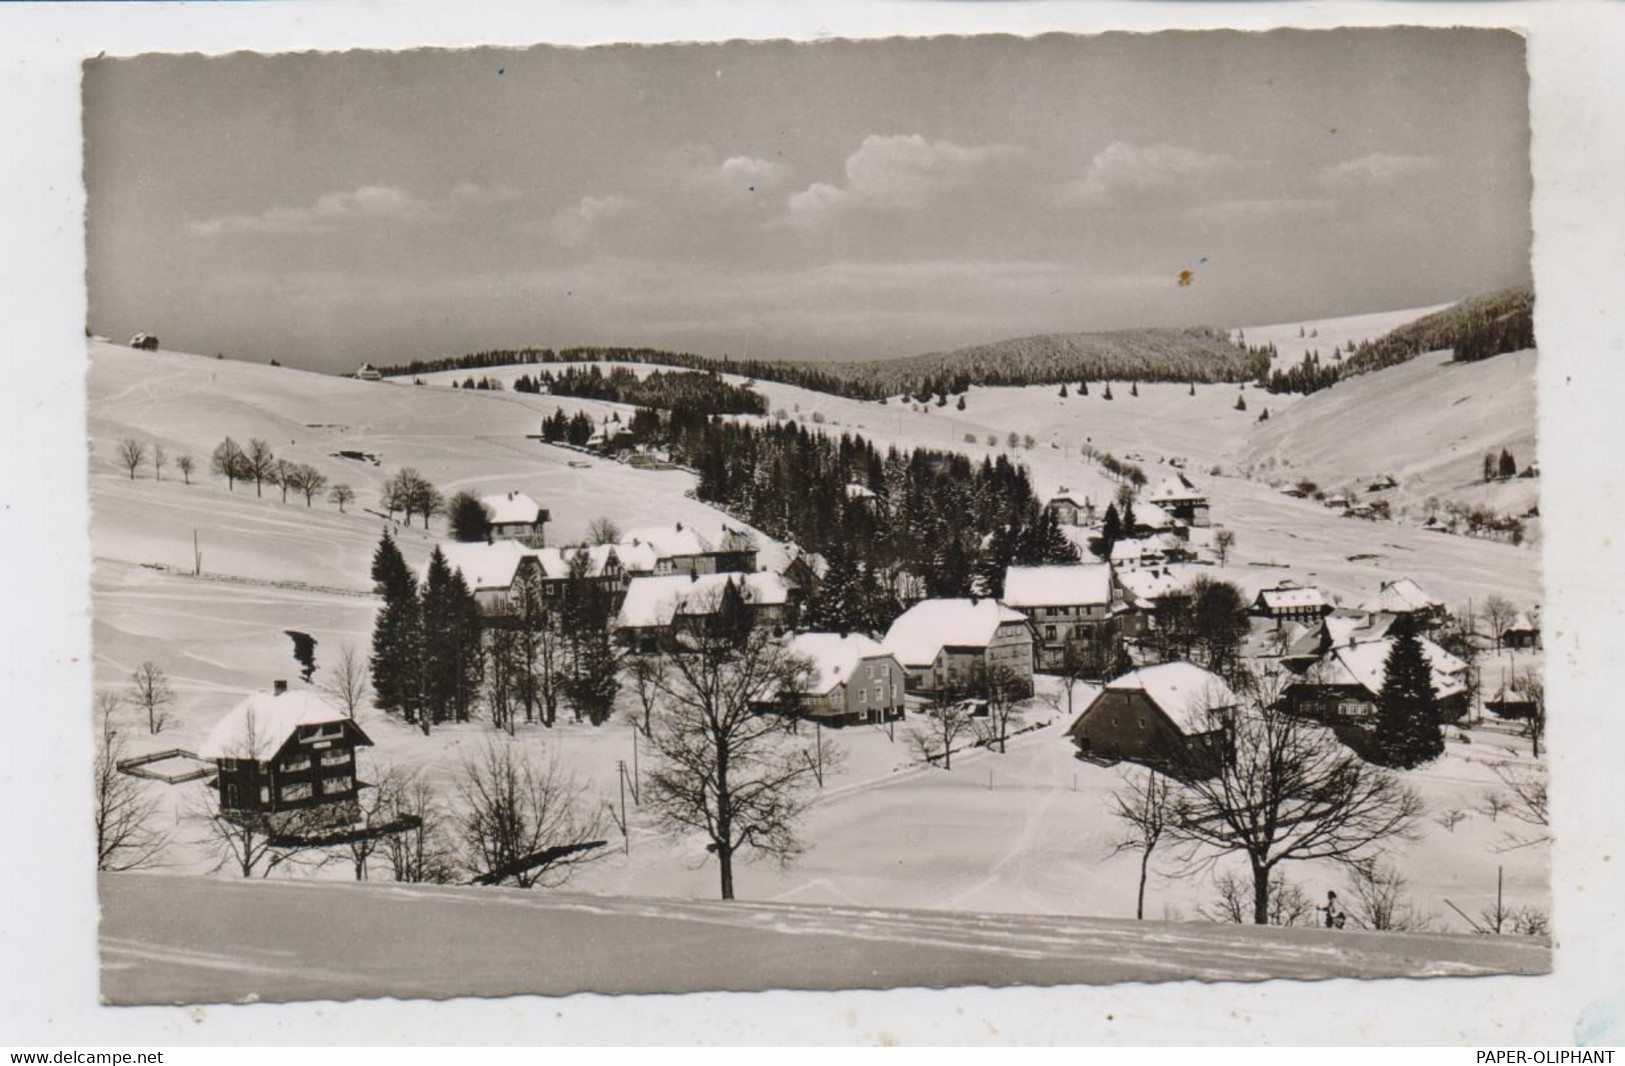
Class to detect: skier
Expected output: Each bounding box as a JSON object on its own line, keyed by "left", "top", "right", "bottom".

{"left": 1319, "top": 890, "right": 1347, "bottom": 930}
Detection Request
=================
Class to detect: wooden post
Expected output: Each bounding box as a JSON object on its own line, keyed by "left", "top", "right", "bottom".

{"left": 193, "top": 529, "right": 201, "bottom": 576}
{"left": 617, "top": 760, "right": 629, "bottom": 855}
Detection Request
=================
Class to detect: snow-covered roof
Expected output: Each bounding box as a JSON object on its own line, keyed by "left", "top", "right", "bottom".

{"left": 882, "top": 598, "right": 1028, "bottom": 667}
{"left": 623, "top": 523, "right": 715, "bottom": 560}
{"left": 1131, "top": 501, "right": 1177, "bottom": 530}
{"left": 1115, "top": 567, "right": 1189, "bottom": 606}
{"left": 479, "top": 491, "right": 545, "bottom": 526}
{"left": 786, "top": 633, "right": 896, "bottom": 696}
{"left": 1258, "top": 584, "right": 1328, "bottom": 611}
{"left": 1147, "top": 473, "right": 1205, "bottom": 504}
{"left": 429, "top": 540, "right": 531, "bottom": 591}
{"left": 1362, "top": 576, "right": 1443, "bottom": 615}
{"left": 1506, "top": 611, "right": 1536, "bottom": 634}
{"left": 1002, "top": 564, "right": 1112, "bottom": 609}
{"left": 615, "top": 572, "right": 789, "bottom": 630}
{"left": 1099, "top": 661, "right": 1239, "bottom": 734}
{"left": 1314, "top": 637, "right": 1467, "bottom": 699}
{"left": 198, "top": 689, "right": 365, "bottom": 762}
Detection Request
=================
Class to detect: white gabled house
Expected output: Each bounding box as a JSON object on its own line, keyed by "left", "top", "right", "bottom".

{"left": 778, "top": 633, "right": 907, "bottom": 726}
{"left": 882, "top": 597, "right": 1034, "bottom": 697}
{"left": 1251, "top": 581, "right": 1333, "bottom": 625}
{"left": 1001, "top": 563, "right": 1116, "bottom": 674}
{"left": 614, "top": 571, "right": 790, "bottom": 652}
{"left": 1146, "top": 473, "right": 1210, "bottom": 527}
{"left": 479, "top": 491, "right": 551, "bottom": 547}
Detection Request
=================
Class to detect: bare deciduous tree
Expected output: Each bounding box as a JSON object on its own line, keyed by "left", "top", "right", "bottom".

{"left": 211, "top": 437, "right": 248, "bottom": 491}
{"left": 457, "top": 739, "right": 608, "bottom": 888}
{"left": 245, "top": 438, "right": 276, "bottom": 497}
{"left": 175, "top": 453, "right": 195, "bottom": 485}
{"left": 1490, "top": 761, "right": 1549, "bottom": 851}
{"left": 116, "top": 438, "right": 146, "bottom": 480}
{"left": 587, "top": 516, "right": 622, "bottom": 546}
{"left": 1214, "top": 528, "right": 1236, "bottom": 567}
{"left": 1166, "top": 693, "right": 1425, "bottom": 924}
{"left": 644, "top": 625, "right": 821, "bottom": 900}
{"left": 1513, "top": 668, "right": 1545, "bottom": 758}
{"left": 1107, "top": 767, "right": 1172, "bottom": 919}
{"left": 287, "top": 463, "right": 328, "bottom": 506}
{"left": 324, "top": 644, "right": 370, "bottom": 718}
{"left": 327, "top": 482, "right": 355, "bottom": 513}
{"left": 624, "top": 654, "right": 667, "bottom": 738}
{"left": 908, "top": 688, "right": 976, "bottom": 770}
{"left": 1482, "top": 595, "right": 1516, "bottom": 652}
{"left": 128, "top": 661, "right": 174, "bottom": 735}
{"left": 274, "top": 458, "right": 293, "bottom": 502}
{"left": 1346, "top": 861, "right": 1436, "bottom": 932}
{"left": 974, "top": 666, "right": 1025, "bottom": 754}
{"left": 94, "top": 693, "right": 170, "bottom": 871}
{"left": 379, "top": 769, "right": 458, "bottom": 884}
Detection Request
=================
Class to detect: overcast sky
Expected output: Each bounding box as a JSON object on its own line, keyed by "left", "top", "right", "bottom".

{"left": 85, "top": 28, "right": 1530, "bottom": 373}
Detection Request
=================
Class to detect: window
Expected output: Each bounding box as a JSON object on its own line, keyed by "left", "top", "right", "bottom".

{"left": 282, "top": 755, "right": 312, "bottom": 773}
{"left": 319, "top": 749, "right": 351, "bottom": 768}
{"left": 323, "top": 775, "right": 353, "bottom": 794}
{"left": 303, "top": 723, "right": 343, "bottom": 742}
{"left": 859, "top": 689, "right": 867, "bottom": 704}
{"left": 1045, "top": 625, "right": 1057, "bottom": 640}
{"left": 225, "top": 783, "right": 240, "bottom": 807}
{"left": 259, "top": 786, "right": 270, "bottom": 804}
{"left": 281, "top": 782, "right": 312, "bottom": 802}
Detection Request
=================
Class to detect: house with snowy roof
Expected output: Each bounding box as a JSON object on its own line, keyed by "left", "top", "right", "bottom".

{"left": 351, "top": 362, "right": 382, "bottom": 381}
{"left": 428, "top": 540, "right": 538, "bottom": 615}
{"left": 479, "top": 491, "right": 550, "bottom": 547}
{"left": 1250, "top": 581, "right": 1333, "bottom": 626}
{"left": 1502, "top": 611, "right": 1539, "bottom": 650}
{"left": 1045, "top": 492, "right": 1094, "bottom": 527}
{"left": 614, "top": 571, "right": 790, "bottom": 652}
{"left": 774, "top": 633, "right": 906, "bottom": 726}
{"left": 1361, "top": 577, "right": 1446, "bottom": 626}
{"left": 1146, "top": 473, "right": 1209, "bottom": 527}
{"left": 1067, "top": 662, "right": 1238, "bottom": 776}
{"left": 198, "top": 682, "right": 372, "bottom": 815}
{"left": 882, "top": 597, "right": 1033, "bottom": 697}
{"left": 1001, "top": 563, "right": 1116, "bottom": 673}
{"left": 1284, "top": 635, "right": 1469, "bottom": 724}
{"left": 623, "top": 522, "right": 757, "bottom": 576}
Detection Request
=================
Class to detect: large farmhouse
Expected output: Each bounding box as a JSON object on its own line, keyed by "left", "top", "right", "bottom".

{"left": 1284, "top": 635, "right": 1469, "bottom": 723}
{"left": 882, "top": 597, "right": 1034, "bottom": 697}
{"left": 1361, "top": 576, "right": 1445, "bottom": 626}
{"left": 1146, "top": 473, "right": 1210, "bottom": 527}
{"left": 1068, "top": 661, "right": 1238, "bottom": 776}
{"left": 430, "top": 540, "right": 537, "bottom": 616}
{"left": 779, "top": 632, "right": 907, "bottom": 726}
{"left": 198, "top": 684, "right": 372, "bottom": 816}
{"left": 1001, "top": 563, "right": 1115, "bottom": 674}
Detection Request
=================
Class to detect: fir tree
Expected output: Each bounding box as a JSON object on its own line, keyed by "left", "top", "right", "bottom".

{"left": 369, "top": 531, "right": 424, "bottom": 728}
{"left": 420, "top": 547, "right": 484, "bottom": 726}
{"left": 1375, "top": 614, "right": 1444, "bottom": 768}
{"left": 1080, "top": 381, "right": 1089, "bottom": 396}
{"left": 1059, "top": 383, "right": 1069, "bottom": 398}
{"left": 560, "top": 550, "right": 621, "bottom": 725}
{"left": 1235, "top": 393, "right": 1247, "bottom": 412}
{"left": 1498, "top": 448, "right": 1517, "bottom": 479}
{"left": 1130, "top": 382, "right": 1139, "bottom": 397}
{"left": 1100, "top": 504, "right": 1124, "bottom": 558}
{"left": 1103, "top": 384, "right": 1114, "bottom": 401}
{"left": 956, "top": 394, "right": 966, "bottom": 411}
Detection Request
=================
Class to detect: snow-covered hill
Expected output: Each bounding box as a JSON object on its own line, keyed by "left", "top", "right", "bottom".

{"left": 1243, "top": 347, "right": 1538, "bottom": 530}
{"left": 99, "top": 871, "right": 1549, "bottom": 1005}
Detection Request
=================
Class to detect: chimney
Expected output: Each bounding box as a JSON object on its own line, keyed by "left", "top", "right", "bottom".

{"left": 273, "top": 680, "right": 288, "bottom": 696}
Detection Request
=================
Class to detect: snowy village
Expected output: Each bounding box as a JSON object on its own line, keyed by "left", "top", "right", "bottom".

{"left": 82, "top": 32, "right": 1546, "bottom": 1003}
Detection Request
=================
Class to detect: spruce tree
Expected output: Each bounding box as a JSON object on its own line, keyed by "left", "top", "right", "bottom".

{"left": 1130, "top": 382, "right": 1139, "bottom": 397}
{"left": 1059, "top": 383, "right": 1069, "bottom": 398}
{"left": 1375, "top": 614, "right": 1443, "bottom": 768}
{"left": 560, "top": 551, "right": 620, "bottom": 724}
{"left": 369, "top": 531, "right": 424, "bottom": 728}
{"left": 419, "top": 547, "right": 467, "bottom": 728}
{"left": 1100, "top": 504, "right": 1123, "bottom": 558}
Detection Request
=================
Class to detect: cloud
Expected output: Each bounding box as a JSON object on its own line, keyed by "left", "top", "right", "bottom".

{"left": 1319, "top": 153, "right": 1440, "bottom": 188}
{"left": 1185, "top": 197, "right": 1337, "bottom": 226}
{"left": 1058, "top": 142, "right": 1234, "bottom": 205}
{"left": 681, "top": 155, "right": 793, "bottom": 210}
{"left": 786, "top": 133, "right": 1023, "bottom": 225}
{"left": 548, "top": 194, "right": 638, "bottom": 247}
{"left": 187, "top": 183, "right": 522, "bottom": 237}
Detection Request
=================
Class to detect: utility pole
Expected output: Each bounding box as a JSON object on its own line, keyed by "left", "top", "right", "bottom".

{"left": 617, "top": 760, "right": 630, "bottom": 855}
{"left": 193, "top": 529, "right": 201, "bottom": 576}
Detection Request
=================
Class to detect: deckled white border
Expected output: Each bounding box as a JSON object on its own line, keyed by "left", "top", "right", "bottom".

{"left": 2, "top": 0, "right": 1620, "bottom": 1047}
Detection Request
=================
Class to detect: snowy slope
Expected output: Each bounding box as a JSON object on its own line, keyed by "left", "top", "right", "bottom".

{"left": 1234, "top": 304, "right": 1452, "bottom": 372}
{"left": 100, "top": 871, "right": 1549, "bottom": 1005}
{"left": 1243, "top": 347, "right": 1538, "bottom": 527}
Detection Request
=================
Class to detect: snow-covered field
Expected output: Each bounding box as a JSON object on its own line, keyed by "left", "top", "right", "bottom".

{"left": 88, "top": 317, "right": 1547, "bottom": 985}
{"left": 99, "top": 871, "right": 1549, "bottom": 1006}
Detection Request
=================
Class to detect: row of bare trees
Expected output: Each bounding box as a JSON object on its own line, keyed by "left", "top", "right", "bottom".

{"left": 205, "top": 436, "right": 356, "bottom": 513}
{"left": 116, "top": 438, "right": 195, "bottom": 484}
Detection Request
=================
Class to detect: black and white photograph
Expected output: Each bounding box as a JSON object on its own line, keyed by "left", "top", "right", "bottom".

{"left": 80, "top": 25, "right": 1553, "bottom": 1009}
